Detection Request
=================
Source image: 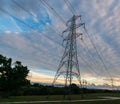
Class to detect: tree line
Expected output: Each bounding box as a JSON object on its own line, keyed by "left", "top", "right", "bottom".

{"left": 0, "top": 54, "right": 82, "bottom": 97}
{"left": 0, "top": 54, "right": 30, "bottom": 97}
{"left": 0, "top": 54, "right": 114, "bottom": 97}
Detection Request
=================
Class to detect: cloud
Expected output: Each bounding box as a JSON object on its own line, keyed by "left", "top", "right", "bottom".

{"left": 0, "top": 29, "right": 66, "bottom": 72}
{"left": 28, "top": 71, "right": 54, "bottom": 84}
{"left": 0, "top": 0, "right": 52, "bottom": 33}
{"left": 92, "top": 0, "right": 114, "bottom": 17}
{"left": 76, "top": 0, "right": 120, "bottom": 79}
{"left": 0, "top": 0, "right": 120, "bottom": 88}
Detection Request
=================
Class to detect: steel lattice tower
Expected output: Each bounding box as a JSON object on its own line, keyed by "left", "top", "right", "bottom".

{"left": 52, "top": 15, "right": 84, "bottom": 98}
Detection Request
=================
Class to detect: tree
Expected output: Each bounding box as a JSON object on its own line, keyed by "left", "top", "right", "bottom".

{"left": 69, "top": 83, "right": 80, "bottom": 94}
{"left": 0, "top": 54, "right": 30, "bottom": 97}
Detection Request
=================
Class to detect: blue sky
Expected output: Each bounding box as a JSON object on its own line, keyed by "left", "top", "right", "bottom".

{"left": 0, "top": 0, "right": 120, "bottom": 89}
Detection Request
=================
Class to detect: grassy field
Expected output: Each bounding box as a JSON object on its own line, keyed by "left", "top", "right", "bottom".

{"left": 0, "top": 93, "right": 120, "bottom": 104}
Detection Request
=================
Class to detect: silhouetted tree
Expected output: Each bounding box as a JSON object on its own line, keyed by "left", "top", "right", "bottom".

{"left": 0, "top": 54, "right": 30, "bottom": 97}
{"left": 70, "top": 83, "right": 80, "bottom": 94}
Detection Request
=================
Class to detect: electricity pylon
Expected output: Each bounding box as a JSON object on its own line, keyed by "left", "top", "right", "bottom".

{"left": 52, "top": 15, "right": 84, "bottom": 99}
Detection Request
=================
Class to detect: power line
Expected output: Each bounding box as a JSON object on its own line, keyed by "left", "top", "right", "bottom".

{"left": 12, "top": 0, "right": 62, "bottom": 37}
{"left": 77, "top": 16, "right": 113, "bottom": 88}
{"left": 0, "top": 8, "right": 60, "bottom": 62}
{"left": 12, "top": 0, "right": 35, "bottom": 18}
{"left": 64, "top": 0, "right": 78, "bottom": 15}
{"left": 43, "top": 6, "right": 104, "bottom": 82}
{"left": 0, "top": 7, "right": 62, "bottom": 61}
{"left": 0, "top": 8, "right": 34, "bottom": 30}
{"left": 78, "top": 38, "right": 104, "bottom": 72}
{"left": 77, "top": 20, "right": 98, "bottom": 65}
{"left": 69, "top": 19, "right": 102, "bottom": 77}
{"left": 39, "top": 0, "right": 66, "bottom": 25}
{"left": 78, "top": 40, "right": 98, "bottom": 65}
{"left": 53, "top": 15, "right": 83, "bottom": 99}
{"left": 16, "top": 0, "right": 112, "bottom": 85}
{"left": 64, "top": 0, "right": 74, "bottom": 15}
{"left": 77, "top": 40, "right": 103, "bottom": 77}
{"left": 1, "top": 0, "right": 113, "bottom": 89}
{"left": 79, "top": 16, "right": 112, "bottom": 79}
{"left": 78, "top": 54, "right": 101, "bottom": 77}
{"left": 40, "top": 0, "right": 103, "bottom": 79}
{"left": 83, "top": 25, "right": 113, "bottom": 87}
{"left": 0, "top": 7, "right": 63, "bottom": 46}
{"left": 45, "top": 33, "right": 101, "bottom": 78}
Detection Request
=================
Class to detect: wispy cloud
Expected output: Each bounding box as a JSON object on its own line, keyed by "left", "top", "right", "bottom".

{"left": 0, "top": 0, "right": 120, "bottom": 88}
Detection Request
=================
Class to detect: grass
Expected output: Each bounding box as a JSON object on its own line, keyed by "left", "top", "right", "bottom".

{"left": 0, "top": 93, "right": 120, "bottom": 104}
{"left": 44, "top": 100, "right": 120, "bottom": 104}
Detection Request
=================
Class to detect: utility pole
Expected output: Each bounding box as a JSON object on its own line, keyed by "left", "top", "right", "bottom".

{"left": 52, "top": 15, "right": 84, "bottom": 99}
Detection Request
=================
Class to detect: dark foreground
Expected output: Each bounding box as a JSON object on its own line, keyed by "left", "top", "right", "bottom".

{"left": 0, "top": 93, "right": 120, "bottom": 104}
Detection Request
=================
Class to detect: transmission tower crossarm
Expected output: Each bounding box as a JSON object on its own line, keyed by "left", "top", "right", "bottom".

{"left": 63, "top": 23, "right": 84, "bottom": 33}
{"left": 53, "top": 15, "right": 84, "bottom": 99}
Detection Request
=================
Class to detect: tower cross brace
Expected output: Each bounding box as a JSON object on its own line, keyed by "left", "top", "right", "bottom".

{"left": 53, "top": 15, "right": 84, "bottom": 98}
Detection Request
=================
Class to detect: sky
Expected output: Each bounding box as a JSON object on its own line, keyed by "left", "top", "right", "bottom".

{"left": 0, "top": 0, "right": 120, "bottom": 89}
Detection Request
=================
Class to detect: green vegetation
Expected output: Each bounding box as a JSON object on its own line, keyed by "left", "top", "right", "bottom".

{"left": 0, "top": 54, "right": 120, "bottom": 104}
{"left": 0, "top": 93, "right": 120, "bottom": 104}
{"left": 0, "top": 54, "right": 30, "bottom": 97}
